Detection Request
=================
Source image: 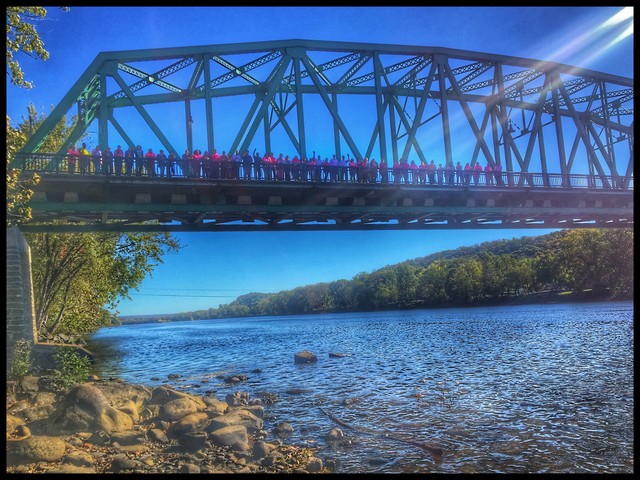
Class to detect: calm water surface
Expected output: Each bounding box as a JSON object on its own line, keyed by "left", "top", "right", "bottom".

{"left": 87, "top": 302, "right": 634, "bottom": 473}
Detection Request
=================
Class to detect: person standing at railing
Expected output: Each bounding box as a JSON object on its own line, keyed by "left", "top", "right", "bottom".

{"left": 145, "top": 148, "right": 157, "bottom": 177}
{"left": 418, "top": 159, "right": 428, "bottom": 185}
{"left": 348, "top": 157, "right": 357, "bottom": 183}
{"left": 114, "top": 145, "right": 124, "bottom": 176}
{"left": 102, "top": 146, "right": 113, "bottom": 175}
{"left": 463, "top": 162, "right": 472, "bottom": 185}
{"left": 252, "top": 149, "right": 262, "bottom": 180}
{"left": 370, "top": 158, "right": 379, "bottom": 183}
{"left": 291, "top": 154, "right": 301, "bottom": 181}
{"left": 379, "top": 158, "right": 389, "bottom": 183}
{"left": 445, "top": 161, "right": 455, "bottom": 186}
{"left": 191, "top": 150, "right": 203, "bottom": 178}
{"left": 157, "top": 149, "right": 168, "bottom": 177}
{"left": 473, "top": 162, "right": 482, "bottom": 185}
{"left": 67, "top": 144, "right": 78, "bottom": 174}
{"left": 168, "top": 151, "right": 178, "bottom": 177}
{"left": 242, "top": 150, "right": 253, "bottom": 180}
{"left": 392, "top": 160, "right": 400, "bottom": 183}
{"left": 455, "top": 161, "right": 463, "bottom": 185}
{"left": 202, "top": 151, "right": 212, "bottom": 178}
{"left": 91, "top": 146, "right": 102, "bottom": 175}
{"left": 493, "top": 162, "right": 503, "bottom": 186}
{"left": 134, "top": 145, "right": 144, "bottom": 176}
{"left": 399, "top": 157, "right": 409, "bottom": 184}
{"left": 211, "top": 149, "right": 221, "bottom": 179}
{"left": 181, "top": 150, "right": 192, "bottom": 177}
{"left": 124, "top": 146, "right": 134, "bottom": 176}
{"left": 427, "top": 160, "right": 436, "bottom": 185}
{"left": 220, "top": 151, "right": 230, "bottom": 179}
{"left": 409, "top": 160, "right": 418, "bottom": 184}
{"left": 329, "top": 154, "right": 339, "bottom": 183}
{"left": 232, "top": 150, "right": 242, "bottom": 180}
{"left": 437, "top": 163, "right": 445, "bottom": 186}
{"left": 78, "top": 143, "right": 90, "bottom": 175}
{"left": 484, "top": 162, "right": 493, "bottom": 186}
{"left": 159, "top": 149, "right": 170, "bottom": 177}
{"left": 339, "top": 155, "right": 349, "bottom": 182}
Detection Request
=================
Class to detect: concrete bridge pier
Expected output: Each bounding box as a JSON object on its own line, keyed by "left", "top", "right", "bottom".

{"left": 6, "top": 226, "right": 38, "bottom": 373}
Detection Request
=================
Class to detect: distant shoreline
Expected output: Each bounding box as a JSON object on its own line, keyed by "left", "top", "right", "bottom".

{"left": 116, "top": 291, "right": 633, "bottom": 327}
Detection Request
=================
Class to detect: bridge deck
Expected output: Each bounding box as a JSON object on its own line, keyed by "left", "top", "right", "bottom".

{"left": 24, "top": 172, "right": 634, "bottom": 232}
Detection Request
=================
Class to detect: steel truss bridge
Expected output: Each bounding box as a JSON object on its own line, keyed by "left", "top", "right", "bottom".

{"left": 12, "top": 39, "right": 633, "bottom": 232}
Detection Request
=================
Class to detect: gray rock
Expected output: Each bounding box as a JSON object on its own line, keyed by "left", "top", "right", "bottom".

{"left": 147, "top": 428, "right": 170, "bottom": 444}
{"left": 160, "top": 397, "right": 201, "bottom": 421}
{"left": 180, "top": 463, "right": 201, "bottom": 473}
{"left": 273, "top": 422, "right": 294, "bottom": 435}
{"left": 178, "top": 431, "right": 208, "bottom": 452}
{"left": 168, "top": 411, "right": 210, "bottom": 437}
{"left": 208, "top": 425, "right": 250, "bottom": 451}
{"left": 206, "top": 409, "right": 263, "bottom": 434}
{"left": 306, "top": 457, "right": 323, "bottom": 472}
{"left": 294, "top": 351, "right": 318, "bottom": 364}
{"left": 62, "top": 450, "right": 94, "bottom": 467}
{"left": 110, "top": 429, "right": 147, "bottom": 446}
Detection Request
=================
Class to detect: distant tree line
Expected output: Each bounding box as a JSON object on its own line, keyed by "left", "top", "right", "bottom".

{"left": 120, "top": 228, "right": 633, "bottom": 324}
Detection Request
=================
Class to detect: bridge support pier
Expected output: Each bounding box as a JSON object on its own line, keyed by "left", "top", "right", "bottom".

{"left": 6, "top": 227, "right": 38, "bottom": 374}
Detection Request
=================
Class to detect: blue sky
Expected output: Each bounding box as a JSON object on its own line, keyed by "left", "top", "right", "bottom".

{"left": 7, "top": 7, "right": 633, "bottom": 316}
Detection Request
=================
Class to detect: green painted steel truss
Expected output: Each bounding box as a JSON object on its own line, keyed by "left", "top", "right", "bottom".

{"left": 16, "top": 39, "right": 634, "bottom": 190}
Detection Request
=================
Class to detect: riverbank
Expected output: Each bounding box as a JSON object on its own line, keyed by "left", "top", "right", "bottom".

{"left": 6, "top": 374, "right": 332, "bottom": 474}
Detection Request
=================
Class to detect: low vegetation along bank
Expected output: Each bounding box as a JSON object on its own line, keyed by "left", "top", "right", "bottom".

{"left": 120, "top": 229, "right": 633, "bottom": 325}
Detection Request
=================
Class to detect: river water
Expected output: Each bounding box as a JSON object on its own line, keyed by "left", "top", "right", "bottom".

{"left": 86, "top": 301, "right": 634, "bottom": 473}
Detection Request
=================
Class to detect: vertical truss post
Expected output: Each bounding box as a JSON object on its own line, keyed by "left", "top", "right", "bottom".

{"left": 203, "top": 57, "right": 215, "bottom": 153}
{"left": 332, "top": 92, "right": 340, "bottom": 158}
{"left": 373, "top": 52, "right": 387, "bottom": 162}
{"left": 435, "top": 55, "right": 453, "bottom": 166}
{"left": 98, "top": 74, "right": 108, "bottom": 149}
{"left": 185, "top": 99, "right": 193, "bottom": 154}
{"left": 495, "top": 63, "right": 514, "bottom": 185}
{"left": 293, "top": 57, "right": 307, "bottom": 159}
{"left": 388, "top": 93, "right": 399, "bottom": 164}
{"left": 550, "top": 74, "right": 569, "bottom": 187}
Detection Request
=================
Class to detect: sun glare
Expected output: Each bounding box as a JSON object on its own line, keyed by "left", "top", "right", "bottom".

{"left": 602, "top": 6, "right": 633, "bottom": 28}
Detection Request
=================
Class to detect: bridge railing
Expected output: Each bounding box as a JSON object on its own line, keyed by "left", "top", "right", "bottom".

{"left": 11, "top": 153, "right": 633, "bottom": 191}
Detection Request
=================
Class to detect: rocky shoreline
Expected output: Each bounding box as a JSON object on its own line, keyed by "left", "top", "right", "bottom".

{"left": 6, "top": 373, "right": 335, "bottom": 474}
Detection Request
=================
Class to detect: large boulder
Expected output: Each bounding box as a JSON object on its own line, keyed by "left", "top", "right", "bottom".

{"left": 47, "top": 384, "right": 133, "bottom": 435}
{"left": 10, "top": 435, "right": 66, "bottom": 462}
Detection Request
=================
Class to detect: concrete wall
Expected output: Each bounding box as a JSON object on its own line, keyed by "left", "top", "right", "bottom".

{"left": 6, "top": 226, "right": 38, "bottom": 371}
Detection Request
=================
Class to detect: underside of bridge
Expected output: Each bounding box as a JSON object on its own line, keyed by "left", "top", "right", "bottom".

{"left": 20, "top": 175, "right": 633, "bottom": 232}
{"left": 12, "top": 39, "right": 633, "bottom": 232}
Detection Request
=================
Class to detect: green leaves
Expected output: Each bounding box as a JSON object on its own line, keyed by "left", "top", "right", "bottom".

{"left": 27, "top": 230, "right": 181, "bottom": 337}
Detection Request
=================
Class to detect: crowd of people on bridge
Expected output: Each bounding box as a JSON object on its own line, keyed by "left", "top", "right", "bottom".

{"left": 66, "top": 142, "right": 512, "bottom": 186}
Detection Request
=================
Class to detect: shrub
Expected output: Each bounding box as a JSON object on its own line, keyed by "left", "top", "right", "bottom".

{"left": 9, "top": 339, "right": 32, "bottom": 380}
{"left": 52, "top": 347, "right": 91, "bottom": 388}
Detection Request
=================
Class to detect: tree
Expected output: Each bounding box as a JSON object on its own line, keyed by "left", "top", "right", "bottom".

{"left": 416, "top": 261, "right": 449, "bottom": 306}
{"left": 6, "top": 6, "right": 65, "bottom": 89}
{"left": 26, "top": 230, "right": 181, "bottom": 338}
{"left": 7, "top": 104, "right": 78, "bottom": 226}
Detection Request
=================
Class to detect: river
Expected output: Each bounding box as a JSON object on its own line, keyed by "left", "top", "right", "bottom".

{"left": 86, "top": 301, "right": 634, "bottom": 474}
